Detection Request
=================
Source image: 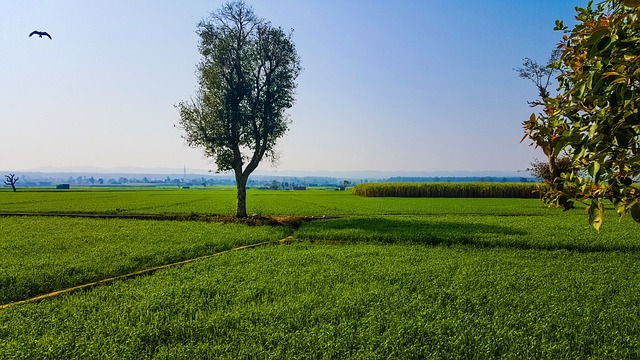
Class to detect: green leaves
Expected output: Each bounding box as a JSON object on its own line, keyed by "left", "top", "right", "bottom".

{"left": 522, "top": 0, "right": 640, "bottom": 230}
{"left": 587, "top": 199, "right": 605, "bottom": 231}
{"left": 589, "top": 161, "right": 601, "bottom": 181}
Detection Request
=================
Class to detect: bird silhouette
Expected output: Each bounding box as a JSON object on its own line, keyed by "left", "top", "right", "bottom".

{"left": 29, "top": 31, "right": 52, "bottom": 39}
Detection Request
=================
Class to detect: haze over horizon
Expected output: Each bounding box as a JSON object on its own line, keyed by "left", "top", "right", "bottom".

{"left": 1, "top": 1, "right": 588, "bottom": 174}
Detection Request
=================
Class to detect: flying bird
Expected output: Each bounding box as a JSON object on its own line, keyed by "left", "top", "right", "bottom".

{"left": 29, "top": 31, "right": 52, "bottom": 39}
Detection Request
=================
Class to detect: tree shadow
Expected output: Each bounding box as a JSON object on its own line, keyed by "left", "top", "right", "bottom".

{"left": 300, "top": 217, "right": 640, "bottom": 253}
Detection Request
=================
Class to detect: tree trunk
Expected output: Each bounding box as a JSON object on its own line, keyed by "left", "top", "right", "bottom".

{"left": 548, "top": 154, "right": 564, "bottom": 191}
{"left": 11, "top": 184, "right": 16, "bottom": 192}
{"left": 235, "top": 173, "right": 248, "bottom": 218}
{"left": 548, "top": 155, "right": 559, "bottom": 181}
{"left": 549, "top": 155, "right": 560, "bottom": 182}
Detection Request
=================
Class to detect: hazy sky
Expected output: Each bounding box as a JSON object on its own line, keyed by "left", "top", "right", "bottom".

{"left": 1, "top": 0, "right": 588, "bottom": 174}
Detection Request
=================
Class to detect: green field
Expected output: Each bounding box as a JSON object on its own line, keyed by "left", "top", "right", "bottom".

{"left": 1, "top": 188, "right": 639, "bottom": 358}
{"left": 1, "top": 188, "right": 559, "bottom": 216}
{"left": 0, "top": 217, "right": 287, "bottom": 304}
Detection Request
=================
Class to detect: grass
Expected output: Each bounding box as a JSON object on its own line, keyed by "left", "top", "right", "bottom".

{"left": 0, "top": 216, "right": 288, "bottom": 305}
{"left": 0, "top": 188, "right": 555, "bottom": 216}
{"left": 295, "top": 212, "right": 639, "bottom": 252}
{"left": 2, "top": 188, "right": 640, "bottom": 358}
{"left": 1, "top": 243, "right": 639, "bottom": 358}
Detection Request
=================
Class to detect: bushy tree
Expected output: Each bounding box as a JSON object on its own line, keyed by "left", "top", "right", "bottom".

{"left": 523, "top": 0, "right": 640, "bottom": 230}
{"left": 176, "top": 1, "right": 301, "bottom": 217}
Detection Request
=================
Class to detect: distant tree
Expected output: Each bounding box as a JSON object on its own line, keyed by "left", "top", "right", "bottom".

{"left": 515, "top": 50, "right": 561, "bottom": 107}
{"left": 528, "top": 157, "right": 574, "bottom": 182}
{"left": 516, "top": 50, "right": 567, "bottom": 183}
{"left": 176, "top": 0, "right": 301, "bottom": 217}
{"left": 4, "top": 173, "right": 19, "bottom": 192}
{"left": 98, "top": 178, "right": 104, "bottom": 185}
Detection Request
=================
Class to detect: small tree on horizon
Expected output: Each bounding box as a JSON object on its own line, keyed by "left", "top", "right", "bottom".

{"left": 176, "top": 1, "right": 301, "bottom": 217}
{"left": 4, "top": 173, "right": 19, "bottom": 192}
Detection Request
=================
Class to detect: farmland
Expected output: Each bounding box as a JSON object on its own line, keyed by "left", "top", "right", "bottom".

{"left": 1, "top": 188, "right": 640, "bottom": 358}
{"left": 352, "top": 182, "right": 538, "bottom": 198}
{"left": 1, "top": 188, "right": 556, "bottom": 216}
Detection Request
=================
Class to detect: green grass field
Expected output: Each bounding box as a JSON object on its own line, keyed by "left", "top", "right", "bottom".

{"left": 1, "top": 188, "right": 639, "bottom": 358}
{"left": 0, "top": 216, "right": 288, "bottom": 304}
{"left": 1, "top": 188, "right": 558, "bottom": 216}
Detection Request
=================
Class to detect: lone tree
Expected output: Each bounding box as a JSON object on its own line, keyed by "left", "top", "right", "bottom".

{"left": 4, "top": 173, "right": 19, "bottom": 192}
{"left": 523, "top": 0, "right": 640, "bottom": 230}
{"left": 176, "top": 1, "right": 301, "bottom": 217}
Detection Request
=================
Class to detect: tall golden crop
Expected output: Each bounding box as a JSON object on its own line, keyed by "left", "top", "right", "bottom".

{"left": 352, "top": 182, "right": 538, "bottom": 198}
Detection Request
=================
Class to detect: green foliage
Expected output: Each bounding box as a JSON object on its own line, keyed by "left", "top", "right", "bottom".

{"left": 523, "top": 0, "right": 640, "bottom": 229}
{"left": 352, "top": 182, "right": 538, "bottom": 198}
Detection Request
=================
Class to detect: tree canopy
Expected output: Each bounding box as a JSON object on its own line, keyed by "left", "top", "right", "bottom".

{"left": 523, "top": 0, "right": 640, "bottom": 230}
{"left": 176, "top": 1, "right": 301, "bottom": 217}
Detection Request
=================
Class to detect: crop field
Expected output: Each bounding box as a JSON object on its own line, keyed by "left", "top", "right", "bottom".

{"left": 352, "top": 182, "right": 539, "bottom": 198}
{"left": 1, "top": 187, "right": 639, "bottom": 358}
{"left": 0, "top": 216, "right": 288, "bottom": 304}
{"left": 1, "top": 188, "right": 558, "bottom": 216}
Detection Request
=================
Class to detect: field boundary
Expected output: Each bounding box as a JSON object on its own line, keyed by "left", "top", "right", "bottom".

{"left": 0, "top": 212, "right": 183, "bottom": 220}
{"left": 0, "top": 213, "right": 340, "bottom": 227}
{"left": 0, "top": 237, "right": 295, "bottom": 310}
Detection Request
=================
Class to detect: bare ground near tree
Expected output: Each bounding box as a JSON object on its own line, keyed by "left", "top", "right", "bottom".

{"left": 0, "top": 212, "right": 339, "bottom": 228}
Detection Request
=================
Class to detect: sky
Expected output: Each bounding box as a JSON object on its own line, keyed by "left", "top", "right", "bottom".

{"left": 0, "top": 0, "right": 589, "bottom": 175}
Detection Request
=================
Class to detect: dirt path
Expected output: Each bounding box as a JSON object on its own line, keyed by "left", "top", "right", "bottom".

{"left": 0, "top": 212, "right": 340, "bottom": 227}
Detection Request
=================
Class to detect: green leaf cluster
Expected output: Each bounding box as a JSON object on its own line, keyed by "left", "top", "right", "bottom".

{"left": 523, "top": 0, "right": 640, "bottom": 230}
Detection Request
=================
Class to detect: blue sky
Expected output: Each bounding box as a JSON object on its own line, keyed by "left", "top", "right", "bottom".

{"left": 0, "top": 0, "right": 587, "bottom": 174}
